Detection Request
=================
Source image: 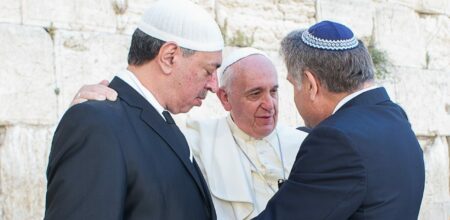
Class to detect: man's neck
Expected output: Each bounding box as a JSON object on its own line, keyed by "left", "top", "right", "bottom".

{"left": 127, "top": 64, "right": 168, "bottom": 109}
{"left": 330, "top": 81, "right": 376, "bottom": 114}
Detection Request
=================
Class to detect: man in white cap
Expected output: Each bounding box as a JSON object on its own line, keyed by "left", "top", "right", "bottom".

{"left": 44, "top": 0, "right": 223, "bottom": 219}
{"left": 71, "top": 47, "right": 308, "bottom": 220}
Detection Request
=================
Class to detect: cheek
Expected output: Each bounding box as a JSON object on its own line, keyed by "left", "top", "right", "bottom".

{"left": 294, "top": 91, "right": 305, "bottom": 112}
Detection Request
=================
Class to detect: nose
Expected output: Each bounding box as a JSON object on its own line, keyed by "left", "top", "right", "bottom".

{"left": 206, "top": 72, "right": 219, "bottom": 93}
{"left": 261, "top": 93, "right": 275, "bottom": 112}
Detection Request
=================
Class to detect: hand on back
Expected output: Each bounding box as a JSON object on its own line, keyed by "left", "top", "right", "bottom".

{"left": 71, "top": 80, "right": 118, "bottom": 107}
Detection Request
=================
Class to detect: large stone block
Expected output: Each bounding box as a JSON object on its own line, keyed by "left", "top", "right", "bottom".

{"left": 374, "top": 4, "right": 427, "bottom": 68}
{"left": 0, "top": 125, "right": 54, "bottom": 220}
{"left": 418, "top": 136, "right": 450, "bottom": 219}
{"left": 22, "top": 0, "right": 117, "bottom": 32}
{"left": 0, "top": 0, "right": 21, "bottom": 23}
{"left": 389, "top": 0, "right": 449, "bottom": 15}
{"left": 115, "top": 0, "right": 158, "bottom": 34}
{"left": 53, "top": 30, "right": 130, "bottom": 117}
{"left": 389, "top": 67, "right": 450, "bottom": 136}
{"left": 216, "top": 0, "right": 315, "bottom": 51}
{"left": 316, "top": 0, "right": 375, "bottom": 39}
{"left": 418, "top": 0, "right": 450, "bottom": 15}
{"left": 0, "top": 24, "right": 57, "bottom": 125}
{"left": 421, "top": 15, "right": 450, "bottom": 70}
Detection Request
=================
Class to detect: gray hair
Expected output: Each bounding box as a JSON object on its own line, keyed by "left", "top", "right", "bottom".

{"left": 128, "top": 28, "right": 195, "bottom": 66}
{"left": 280, "top": 29, "right": 374, "bottom": 92}
{"left": 219, "top": 65, "right": 236, "bottom": 93}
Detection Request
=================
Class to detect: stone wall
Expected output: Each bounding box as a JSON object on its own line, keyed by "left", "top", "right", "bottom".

{"left": 0, "top": 0, "right": 449, "bottom": 219}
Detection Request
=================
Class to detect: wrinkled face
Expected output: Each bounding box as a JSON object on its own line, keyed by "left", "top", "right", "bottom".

{"left": 223, "top": 55, "right": 278, "bottom": 139}
{"left": 170, "top": 50, "right": 222, "bottom": 114}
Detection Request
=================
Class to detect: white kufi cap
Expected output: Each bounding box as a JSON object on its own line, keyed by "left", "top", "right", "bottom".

{"left": 138, "top": 0, "right": 224, "bottom": 52}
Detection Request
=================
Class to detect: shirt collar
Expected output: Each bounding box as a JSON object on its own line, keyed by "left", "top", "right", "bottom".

{"left": 116, "top": 69, "right": 166, "bottom": 119}
{"left": 332, "top": 85, "right": 379, "bottom": 114}
{"left": 225, "top": 114, "right": 276, "bottom": 142}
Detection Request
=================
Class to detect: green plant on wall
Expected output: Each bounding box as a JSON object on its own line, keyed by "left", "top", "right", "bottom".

{"left": 368, "top": 42, "right": 391, "bottom": 80}
{"left": 218, "top": 19, "right": 255, "bottom": 47}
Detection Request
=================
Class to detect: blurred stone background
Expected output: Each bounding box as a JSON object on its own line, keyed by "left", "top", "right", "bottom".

{"left": 0, "top": 0, "right": 449, "bottom": 219}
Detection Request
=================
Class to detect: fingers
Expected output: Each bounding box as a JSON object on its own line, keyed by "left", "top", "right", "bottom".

{"left": 70, "top": 97, "right": 88, "bottom": 107}
{"left": 70, "top": 81, "right": 118, "bottom": 107}
{"left": 99, "top": 79, "right": 110, "bottom": 86}
{"left": 95, "top": 80, "right": 117, "bottom": 101}
{"left": 103, "top": 87, "right": 118, "bottom": 102}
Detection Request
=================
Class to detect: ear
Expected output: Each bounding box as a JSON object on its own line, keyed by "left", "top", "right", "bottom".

{"left": 217, "top": 88, "right": 232, "bottom": 111}
{"left": 157, "top": 42, "right": 179, "bottom": 74}
{"left": 303, "top": 70, "right": 320, "bottom": 100}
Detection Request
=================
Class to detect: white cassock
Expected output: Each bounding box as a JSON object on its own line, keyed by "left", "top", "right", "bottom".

{"left": 183, "top": 115, "right": 308, "bottom": 220}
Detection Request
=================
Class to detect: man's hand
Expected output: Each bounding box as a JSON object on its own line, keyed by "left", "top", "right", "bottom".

{"left": 70, "top": 80, "right": 118, "bottom": 106}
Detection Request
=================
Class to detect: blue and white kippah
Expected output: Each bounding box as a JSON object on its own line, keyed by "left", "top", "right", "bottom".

{"left": 301, "top": 20, "right": 359, "bottom": 51}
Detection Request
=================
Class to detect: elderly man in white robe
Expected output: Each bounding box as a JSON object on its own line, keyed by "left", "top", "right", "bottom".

{"left": 71, "top": 47, "right": 308, "bottom": 220}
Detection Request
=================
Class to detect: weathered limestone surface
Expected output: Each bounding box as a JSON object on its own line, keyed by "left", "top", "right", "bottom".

{"left": 391, "top": 0, "right": 450, "bottom": 15}
{"left": 53, "top": 30, "right": 130, "bottom": 117}
{"left": 116, "top": 0, "right": 158, "bottom": 34}
{"left": 418, "top": 136, "right": 450, "bottom": 220}
{"left": 420, "top": 15, "right": 450, "bottom": 70}
{"left": 374, "top": 3, "right": 427, "bottom": 68}
{"left": 0, "top": 0, "right": 21, "bottom": 23}
{"left": 417, "top": 0, "right": 450, "bottom": 15}
{"left": 216, "top": 0, "right": 315, "bottom": 51}
{"left": 22, "top": 0, "right": 117, "bottom": 33}
{"left": 0, "top": 24, "right": 57, "bottom": 125}
{"left": 389, "top": 67, "right": 450, "bottom": 136}
{"left": 0, "top": 125, "right": 54, "bottom": 220}
{"left": 316, "top": 0, "right": 375, "bottom": 39}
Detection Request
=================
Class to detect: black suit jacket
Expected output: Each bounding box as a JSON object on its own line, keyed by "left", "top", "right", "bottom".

{"left": 255, "top": 87, "right": 425, "bottom": 220}
{"left": 45, "top": 77, "right": 216, "bottom": 220}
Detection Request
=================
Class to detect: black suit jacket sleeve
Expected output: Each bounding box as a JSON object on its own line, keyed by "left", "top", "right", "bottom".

{"left": 255, "top": 126, "right": 366, "bottom": 219}
{"left": 45, "top": 103, "right": 126, "bottom": 220}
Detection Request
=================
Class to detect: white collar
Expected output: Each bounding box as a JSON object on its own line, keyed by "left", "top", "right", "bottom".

{"left": 117, "top": 69, "right": 165, "bottom": 119}
{"left": 332, "top": 86, "right": 379, "bottom": 114}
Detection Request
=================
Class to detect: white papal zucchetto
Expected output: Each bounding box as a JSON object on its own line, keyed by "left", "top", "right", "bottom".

{"left": 217, "top": 47, "right": 270, "bottom": 86}
{"left": 137, "top": 0, "right": 224, "bottom": 52}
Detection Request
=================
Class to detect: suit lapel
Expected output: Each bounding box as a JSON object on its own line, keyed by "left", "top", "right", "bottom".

{"left": 109, "top": 77, "right": 209, "bottom": 203}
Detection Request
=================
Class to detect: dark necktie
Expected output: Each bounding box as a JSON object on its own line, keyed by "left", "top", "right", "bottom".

{"left": 162, "top": 111, "right": 190, "bottom": 161}
{"left": 163, "top": 111, "right": 211, "bottom": 212}
{"left": 162, "top": 111, "right": 175, "bottom": 124}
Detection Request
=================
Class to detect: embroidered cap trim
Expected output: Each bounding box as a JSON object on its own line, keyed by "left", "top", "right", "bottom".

{"left": 301, "top": 30, "right": 359, "bottom": 51}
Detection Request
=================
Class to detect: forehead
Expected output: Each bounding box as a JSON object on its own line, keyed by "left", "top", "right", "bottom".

{"left": 232, "top": 55, "right": 278, "bottom": 90}
{"left": 190, "top": 50, "right": 222, "bottom": 68}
